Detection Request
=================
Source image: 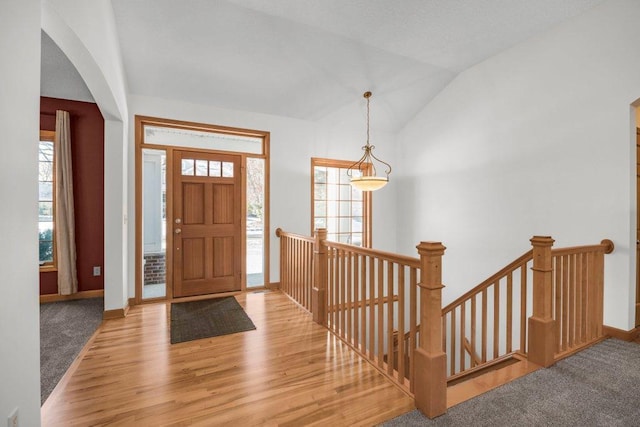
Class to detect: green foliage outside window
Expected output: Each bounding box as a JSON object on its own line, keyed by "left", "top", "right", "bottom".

{"left": 39, "top": 228, "right": 54, "bottom": 263}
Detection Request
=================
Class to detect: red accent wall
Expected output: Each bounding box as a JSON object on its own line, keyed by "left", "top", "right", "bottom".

{"left": 40, "top": 97, "right": 105, "bottom": 295}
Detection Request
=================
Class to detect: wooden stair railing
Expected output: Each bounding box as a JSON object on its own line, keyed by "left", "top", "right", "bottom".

{"left": 277, "top": 227, "right": 614, "bottom": 420}
{"left": 322, "top": 238, "right": 422, "bottom": 396}
{"left": 550, "top": 239, "right": 614, "bottom": 360}
{"left": 441, "top": 250, "right": 533, "bottom": 378}
{"left": 275, "top": 228, "right": 315, "bottom": 312}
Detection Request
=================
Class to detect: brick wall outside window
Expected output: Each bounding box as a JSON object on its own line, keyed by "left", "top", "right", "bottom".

{"left": 144, "top": 253, "right": 165, "bottom": 285}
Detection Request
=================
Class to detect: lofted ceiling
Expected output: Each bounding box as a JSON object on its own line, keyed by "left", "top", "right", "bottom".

{"left": 43, "top": 0, "right": 605, "bottom": 131}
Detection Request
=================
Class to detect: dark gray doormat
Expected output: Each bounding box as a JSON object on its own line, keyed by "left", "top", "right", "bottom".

{"left": 170, "top": 296, "right": 256, "bottom": 344}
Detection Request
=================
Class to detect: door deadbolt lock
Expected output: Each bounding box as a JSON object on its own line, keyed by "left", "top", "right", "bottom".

{"left": 175, "top": 218, "right": 182, "bottom": 224}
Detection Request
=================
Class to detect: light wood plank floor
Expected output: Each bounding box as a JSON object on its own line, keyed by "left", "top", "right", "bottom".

{"left": 41, "top": 290, "right": 415, "bottom": 426}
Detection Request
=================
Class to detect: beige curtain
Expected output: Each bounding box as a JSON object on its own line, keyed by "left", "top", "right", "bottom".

{"left": 55, "top": 110, "right": 78, "bottom": 295}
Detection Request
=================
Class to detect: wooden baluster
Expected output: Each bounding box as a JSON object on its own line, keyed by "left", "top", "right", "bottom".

{"left": 369, "top": 256, "right": 375, "bottom": 360}
{"left": 312, "top": 228, "right": 328, "bottom": 325}
{"left": 520, "top": 265, "right": 527, "bottom": 353}
{"left": 397, "top": 265, "right": 405, "bottom": 383}
{"left": 506, "top": 273, "right": 513, "bottom": 354}
{"left": 450, "top": 309, "right": 456, "bottom": 376}
{"left": 360, "top": 256, "right": 367, "bottom": 357}
{"left": 347, "top": 251, "right": 353, "bottom": 343}
{"left": 528, "top": 236, "right": 556, "bottom": 368}
{"left": 568, "top": 253, "right": 576, "bottom": 349}
{"left": 353, "top": 254, "right": 360, "bottom": 348}
{"left": 377, "top": 258, "right": 384, "bottom": 368}
{"left": 387, "top": 262, "right": 394, "bottom": 375}
{"left": 414, "top": 241, "right": 447, "bottom": 419}
{"left": 276, "top": 228, "right": 283, "bottom": 291}
{"left": 471, "top": 296, "right": 477, "bottom": 368}
{"left": 594, "top": 249, "right": 605, "bottom": 338}
{"left": 460, "top": 302, "right": 466, "bottom": 373}
{"left": 481, "top": 289, "right": 487, "bottom": 363}
{"left": 493, "top": 282, "right": 499, "bottom": 359}
{"left": 340, "top": 250, "right": 346, "bottom": 340}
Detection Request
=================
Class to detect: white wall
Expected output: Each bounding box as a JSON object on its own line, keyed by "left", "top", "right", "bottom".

{"left": 397, "top": 0, "right": 640, "bottom": 330}
{"left": 44, "top": 0, "right": 130, "bottom": 311}
{"left": 44, "top": 0, "right": 128, "bottom": 121}
{"left": 0, "top": 0, "right": 42, "bottom": 425}
{"left": 127, "top": 95, "right": 398, "bottom": 293}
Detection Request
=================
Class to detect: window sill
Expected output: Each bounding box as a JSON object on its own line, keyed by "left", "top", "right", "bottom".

{"left": 39, "top": 265, "right": 58, "bottom": 273}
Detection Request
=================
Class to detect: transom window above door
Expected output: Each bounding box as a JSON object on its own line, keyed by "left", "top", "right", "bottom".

{"left": 311, "top": 158, "right": 371, "bottom": 247}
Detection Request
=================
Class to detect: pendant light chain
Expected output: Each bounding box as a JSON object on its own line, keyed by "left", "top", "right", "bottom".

{"left": 366, "top": 93, "right": 370, "bottom": 147}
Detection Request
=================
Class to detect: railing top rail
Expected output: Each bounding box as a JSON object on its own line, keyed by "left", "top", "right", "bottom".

{"left": 551, "top": 239, "right": 614, "bottom": 257}
{"left": 442, "top": 250, "right": 533, "bottom": 314}
{"left": 275, "top": 228, "right": 315, "bottom": 243}
{"left": 324, "top": 240, "right": 421, "bottom": 269}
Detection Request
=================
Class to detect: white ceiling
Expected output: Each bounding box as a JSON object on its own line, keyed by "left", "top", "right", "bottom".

{"left": 42, "top": 0, "right": 605, "bottom": 131}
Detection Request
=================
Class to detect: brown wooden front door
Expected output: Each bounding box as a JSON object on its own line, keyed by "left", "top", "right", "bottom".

{"left": 173, "top": 150, "right": 242, "bottom": 297}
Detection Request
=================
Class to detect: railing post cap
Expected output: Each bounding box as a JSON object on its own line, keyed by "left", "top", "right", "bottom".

{"left": 530, "top": 236, "right": 555, "bottom": 246}
{"left": 416, "top": 241, "right": 446, "bottom": 255}
{"left": 315, "top": 228, "right": 328, "bottom": 237}
{"left": 601, "top": 239, "right": 614, "bottom": 254}
{"left": 275, "top": 227, "right": 282, "bottom": 237}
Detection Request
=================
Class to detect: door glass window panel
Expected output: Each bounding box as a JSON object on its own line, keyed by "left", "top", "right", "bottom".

{"left": 209, "top": 161, "right": 221, "bottom": 177}
{"left": 181, "top": 159, "right": 194, "bottom": 175}
{"left": 195, "top": 159, "right": 208, "bottom": 176}
{"left": 312, "top": 159, "right": 371, "bottom": 247}
{"left": 222, "top": 162, "right": 234, "bottom": 177}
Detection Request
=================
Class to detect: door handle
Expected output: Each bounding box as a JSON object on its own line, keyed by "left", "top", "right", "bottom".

{"left": 175, "top": 228, "right": 182, "bottom": 234}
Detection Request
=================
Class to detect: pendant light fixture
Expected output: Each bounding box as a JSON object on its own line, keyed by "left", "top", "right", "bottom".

{"left": 347, "top": 91, "right": 392, "bottom": 191}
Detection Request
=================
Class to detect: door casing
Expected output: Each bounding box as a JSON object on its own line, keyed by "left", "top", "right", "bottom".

{"left": 134, "top": 115, "right": 270, "bottom": 304}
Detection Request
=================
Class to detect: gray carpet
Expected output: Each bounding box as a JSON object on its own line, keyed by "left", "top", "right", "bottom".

{"left": 170, "top": 296, "right": 256, "bottom": 344}
{"left": 40, "top": 297, "right": 104, "bottom": 404}
{"left": 383, "top": 339, "right": 640, "bottom": 427}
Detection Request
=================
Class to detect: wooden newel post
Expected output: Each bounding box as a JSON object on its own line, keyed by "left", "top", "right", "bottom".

{"left": 414, "top": 241, "right": 447, "bottom": 419}
{"left": 527, "top": 236, "right": 556, "bottom": 367}
{"left": 312, "top": 228, "right": 328, "bottom": 325}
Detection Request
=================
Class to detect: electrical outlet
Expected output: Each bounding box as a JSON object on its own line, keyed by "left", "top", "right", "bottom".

{"left": 93, "top": 266, "right": 101, "bottom": 276}
{"left": 7, "top": 407, "right": 18, "bottom": 427}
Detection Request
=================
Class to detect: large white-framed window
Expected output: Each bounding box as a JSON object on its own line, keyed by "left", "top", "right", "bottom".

{"left": 311, "top": 158, "right": 372, "bottom": 247}
{"left": 39, "top": 130, "right": 56, "bottom": 270}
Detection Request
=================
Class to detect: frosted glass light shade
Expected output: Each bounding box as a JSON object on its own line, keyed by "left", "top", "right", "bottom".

{"left": 350, "top": 176, "right": 388, "bottom": 191}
